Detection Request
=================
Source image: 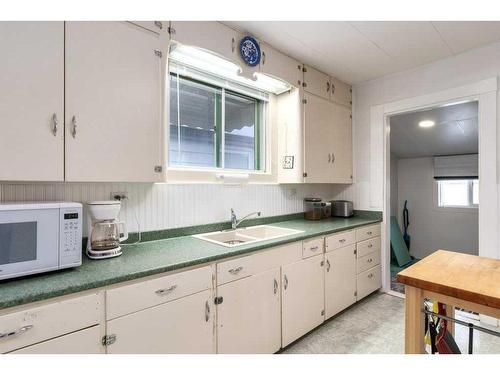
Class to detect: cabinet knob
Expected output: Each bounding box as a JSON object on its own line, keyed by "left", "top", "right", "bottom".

{"left": 273, "top": 278, "right": 278, "bottom": 294}
{"left": 326, "top": 81, "right": 330, "bottom": 93}
{"left": 51, "top": 113, "right": 58, "bottom": 136}
{"left": 326, "top": 259, "right": 331, "bottom": 272}
{"left": 231, "top": 37, "right": 236, "bottom": 53}
{"left": 71, "top": 115, "right": 77, "bottom": 138}
{"left": 368, "top": 273, "right": 373, "bottom": 279}
{"left": 262, "top": 51, "right": 266, "bottom": 65}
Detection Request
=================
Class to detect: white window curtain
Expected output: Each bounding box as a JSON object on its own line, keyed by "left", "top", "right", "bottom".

{"left": 433, "top": 154, "right": 478, "bottom": 180}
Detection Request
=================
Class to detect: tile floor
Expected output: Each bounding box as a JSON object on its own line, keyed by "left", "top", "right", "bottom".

{"left": 282, "top": 292, "right": 500, "bottom": 354}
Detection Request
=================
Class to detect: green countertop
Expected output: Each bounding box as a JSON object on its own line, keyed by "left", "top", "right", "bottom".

{"left": 0, "top": 215, "right": 381, "bottom": 310}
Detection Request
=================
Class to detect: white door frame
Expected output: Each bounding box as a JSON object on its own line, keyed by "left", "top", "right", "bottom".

{"left": 369, "top": 77, "right": 498, "bottom": 296}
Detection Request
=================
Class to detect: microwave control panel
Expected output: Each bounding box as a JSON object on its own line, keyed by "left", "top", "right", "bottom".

{"left": 60, "top": 206, "right": 82, "bottom": 267}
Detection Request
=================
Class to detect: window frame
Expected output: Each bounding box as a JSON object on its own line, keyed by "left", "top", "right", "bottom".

{"left": 434, "top": 178, "right": 479, "bottom": 212}
{"left": 168, "top": 71, "right": 267, "bottom": 174}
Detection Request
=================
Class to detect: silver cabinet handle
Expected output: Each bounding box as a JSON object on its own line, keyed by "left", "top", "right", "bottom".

{"left": 367, "top": 258, "right": 373, "bottom": 263}
{"left": 368, "top": 243, "right": 373, "bottom": 248}
{"left": 331, "top": 82, "right": 336, "bottom": 96}
{"left": 367, "top": 231, "right": 373, "bottom": 235}
{"left": 339, "top": 238, "right": 346, "bottom": 243}
{"left": 155, "top": 285, "right": 177, "bottom": 296}
{"left": 231, "top": 37, "right": 236, "bottom": 53}
{"left": 273, "top": 278, "right": 278, "bottom": 295}
{"left": 368, "top": 273, "right": 373, "bottom": 279}
{"left": 51, "top": 113, "right": 58, "bottom": 136}
{"left": 262, "top": 51, "right": 266, "bottom": 65}
{"left": 228, "top": 266, "right": 243, "bottom": 275}
{"left": 326, "top": 81, "right": 330, "bottom": 93}
{"left": 331, "top": 153, "right": 335, "bottom": 164}
{"left": 71, "top": 115, "right": 77, "bottom": 138}
{"left": 205, "top": 300, "right": 210, "bottom": 322}
{"left": 326, "top": 259, "right": 331, "bottom": 272}
{"left": 310, "top": 245, "right": 319, "bottom": 252}
{"left": 0, "top": 325, "right": 34, "bottom": 340}
{"left": 328, "top": 153, "right": 331, "bottom": 163}
{"left": 284, "top": 275, "right": 288, "bottom": 290}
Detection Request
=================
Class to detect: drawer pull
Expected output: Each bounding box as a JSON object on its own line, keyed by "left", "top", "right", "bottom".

{"left": 368, "top": 273, "right": 374, "bottom": 279}
{"left": 366, "top": 231, "right": 373, "bottom": 235}
{"left": 310, "top": 245, "right": 319, "bottom": 251}
{"left": 273, "top": 278, "right": 278, "bottom": 295}
{"left": 339, "top": 239, "right": 346, "bottom": 243}
{"left": 205, "top": 300, "right": 210, "bottom": 322}
{"left": 155, "top": 285, "right": 177, "bottom": 296}
{"left": 0, "top": 325, "right": 34, "bottom": 340}
{"left": 326, "top": 259, "right": 331, "bottom": 272}
{"left": 367, "top": 258, "right": 373, "bottom": 263}
{"left": 228, "top": 266, "right": 243, "bottom": 275}
{"left": 368, "top": 244, "right": 373, "bottom": 248}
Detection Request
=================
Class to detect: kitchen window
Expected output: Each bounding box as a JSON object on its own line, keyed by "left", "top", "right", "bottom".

{"left": 169, "top": 70, "right": 266, "bottom": 172}
{"left": 437, "top": 179, "right": 479, "bottom": 208}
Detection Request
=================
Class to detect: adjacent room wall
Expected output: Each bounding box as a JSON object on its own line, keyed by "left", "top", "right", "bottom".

{"left": 390, "top": 153, "right": 399, "bottom": 218}
{"left": 396, "top": 157, "right": 478, "bottom": 259}
{"left": 0, "top": 183, "right": 344, "bottom": 236}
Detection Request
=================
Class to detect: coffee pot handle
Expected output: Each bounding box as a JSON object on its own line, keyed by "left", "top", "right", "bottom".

{"left": 118, "top": 221, "right": 128, "bottom": 242}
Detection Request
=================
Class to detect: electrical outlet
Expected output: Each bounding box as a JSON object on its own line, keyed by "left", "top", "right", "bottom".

{"left": 110, "top": 192, "right": 128, "bottom": 201}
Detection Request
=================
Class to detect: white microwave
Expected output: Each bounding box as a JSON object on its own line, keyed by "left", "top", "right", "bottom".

{"left": 0, "top": 202, "right": 82, "bottom": 281}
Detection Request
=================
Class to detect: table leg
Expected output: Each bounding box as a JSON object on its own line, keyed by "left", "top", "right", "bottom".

{"left": 405, "top": 285, "right": 425, "bottom": 354}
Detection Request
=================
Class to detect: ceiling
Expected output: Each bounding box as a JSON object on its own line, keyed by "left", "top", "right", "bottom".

{"left": 225, "top": 21, "right": 500, "bottom": 84}
{"left": 389, "top": 101, "right": 478, "bottom": 159}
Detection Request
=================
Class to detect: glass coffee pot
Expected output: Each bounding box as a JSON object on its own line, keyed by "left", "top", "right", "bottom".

{"left": 90, "top": 220, "right": 127, "bottom": 251}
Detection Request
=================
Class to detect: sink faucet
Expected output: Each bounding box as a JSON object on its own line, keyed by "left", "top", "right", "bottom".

{"left": 231, "top": 208, "right": 261, "bottom": 230}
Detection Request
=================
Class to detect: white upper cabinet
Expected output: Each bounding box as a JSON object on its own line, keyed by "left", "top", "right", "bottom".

{"left": 65, "top": 22, "right": 163, "bottom": 182}
{"left": 330, "top": 102, "right": 353, "bottom": 183}
{"left": 0, "top": 22, "right": 64, "bottom": 181}
{"left": 331, "top": 77, "right": 352, "bottom": 107}
{"left": 128, "top": 21, "right": 166, "bottom": 34}
{"left": 260, "top": 43, "right": 303, "bottom": 87}
{"left": 303, "top": 65, "right": 330, "bottom": 100}
{"left": 170, "top": 21, "right": 240, "bottom": 65}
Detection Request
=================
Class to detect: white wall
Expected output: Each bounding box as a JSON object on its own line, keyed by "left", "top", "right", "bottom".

{"left": 396, "top": 157, "right": 478, "bottom": 259}
{"left": 348, "top": 40, "right": 500, "bottom": 211}
{"left": 0, "top": 182, "right": 344, "bottom": 236}
{"left": 390, "top": 154, "right": 398, "bottom": 217}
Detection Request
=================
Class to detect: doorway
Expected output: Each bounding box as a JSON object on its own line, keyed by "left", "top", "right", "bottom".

{"left": 388, "top": 101, "right": 479, "bottom": 293}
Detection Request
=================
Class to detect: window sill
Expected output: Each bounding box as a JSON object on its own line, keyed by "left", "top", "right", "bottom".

{"left": 165, "top": 167, "right": 277, "bottom": 184}
{"left": 433, "top": 206, "right": 479, "bottom": 214}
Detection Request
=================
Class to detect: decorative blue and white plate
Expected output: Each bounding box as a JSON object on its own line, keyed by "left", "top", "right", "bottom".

{"left": 239, "top": 36, "right": 261, "bottom": 67}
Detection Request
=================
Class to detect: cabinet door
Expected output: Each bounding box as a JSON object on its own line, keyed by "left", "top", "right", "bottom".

{"left": 303, "top": 92, "right": 334, "bottom": 183}
{"left": 282, "top": 254, "right": 324, "bottom": 347}
{"left": 324, "top": 245, "right": 357, "bottom": 319}
{"left": 330, "top": 77, "right": 352, "bottom": 107}
{"left": 330, "top": 103, "right": 353, "bottom": 183}
{"left": 260, "top": 43, "right": 302, "bottom": 87}
{"left": 303, "top": 65, "right": 330, "bottom": 100}
{"left": 9, "top": 326, "right": 102, "bottom": 354}
{"left": 170, "top": 21, "right": 239, "bottom": 64}
{"left": 0, "top": 22, "right": 64, "bottom": 181}
{"left": 65, "top": 22, "right": 162, "bottom": 182}
{"left": 106, "top": 289, "right": 214, "bottom": 354}
{"left": 217, "top": 267, "right": 281, "bottom": 353}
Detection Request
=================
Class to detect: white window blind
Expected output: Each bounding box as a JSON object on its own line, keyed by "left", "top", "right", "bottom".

{"left": 434, "top": 154, "right": 478, "bottom": 180}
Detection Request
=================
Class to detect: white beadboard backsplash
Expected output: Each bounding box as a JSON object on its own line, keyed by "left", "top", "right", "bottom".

{"left": 0, "top": 183, "right": 349, "bottom": 236}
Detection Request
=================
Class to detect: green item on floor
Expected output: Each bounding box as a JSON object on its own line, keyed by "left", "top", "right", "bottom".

{"left": 390, "top": 216, "right": 412, "bottom": 267}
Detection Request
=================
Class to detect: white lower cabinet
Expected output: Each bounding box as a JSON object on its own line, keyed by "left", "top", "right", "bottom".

{"left": 106, "top": 289, "right": 214, "bottom": 354}
{"left": 282, "top": 254, "right": 325, "bottom": 347}
{"left": 9, "top": 326, "right": 102, "bottom": 354}
{"left": 217, "top": 267, "right": 281, "bottom": 354}
{"left": 324, "top": 244, "right": 357, "bottom": 319}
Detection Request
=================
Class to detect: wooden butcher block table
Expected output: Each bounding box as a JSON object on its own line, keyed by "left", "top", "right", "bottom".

{"left": 397, "top": 250, "right": 500, "bottom": 353}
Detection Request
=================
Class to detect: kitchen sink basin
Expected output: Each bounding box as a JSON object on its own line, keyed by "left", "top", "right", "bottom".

{"left": 193, "top": 225, "right": 304, "bottom": 247}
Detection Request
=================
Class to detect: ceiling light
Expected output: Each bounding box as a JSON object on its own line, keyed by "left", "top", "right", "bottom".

{"left": 169, "top": 42, "right": 292, "bottom": 95}
{"left": 419, "top": 120, "right": 435, "bottom": 128}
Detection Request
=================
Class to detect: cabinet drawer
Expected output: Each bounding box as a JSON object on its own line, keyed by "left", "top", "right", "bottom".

{"left": 217, "top": 242, "right": 302, "bottom": 286}
{"left": 357, "top": 251, "right": 381, "bottom": 274}
{"left": 0, "top": 293, "right": 101, "bottom": 354}
{"left": 325, "top": 230, "right": 355, "bottom": 252}
{"left": 355, "top": 224, "right": 381, "bottom": 242}
{"left": 9, "top": 325, "right": 102, "bottom": 354}
{"left": 106, "top": 265, "right": 213, "bottom": 320}
{"left": 302, "top": 237, "right": 324, "bottom": 259}
{"left": 357, "top": 265, "right": 382, "bottom": 300}
{"left": 356, "top": 236, "right": 381, "bottom": 258}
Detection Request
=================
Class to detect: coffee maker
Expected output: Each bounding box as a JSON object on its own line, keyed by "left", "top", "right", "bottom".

{"left": 86, "top": 201, "right": 128, "bottom": 259}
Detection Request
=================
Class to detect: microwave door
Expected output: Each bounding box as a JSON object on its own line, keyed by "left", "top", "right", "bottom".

{"left": 0, "top": 209, "right": 60, "bottom": 280}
